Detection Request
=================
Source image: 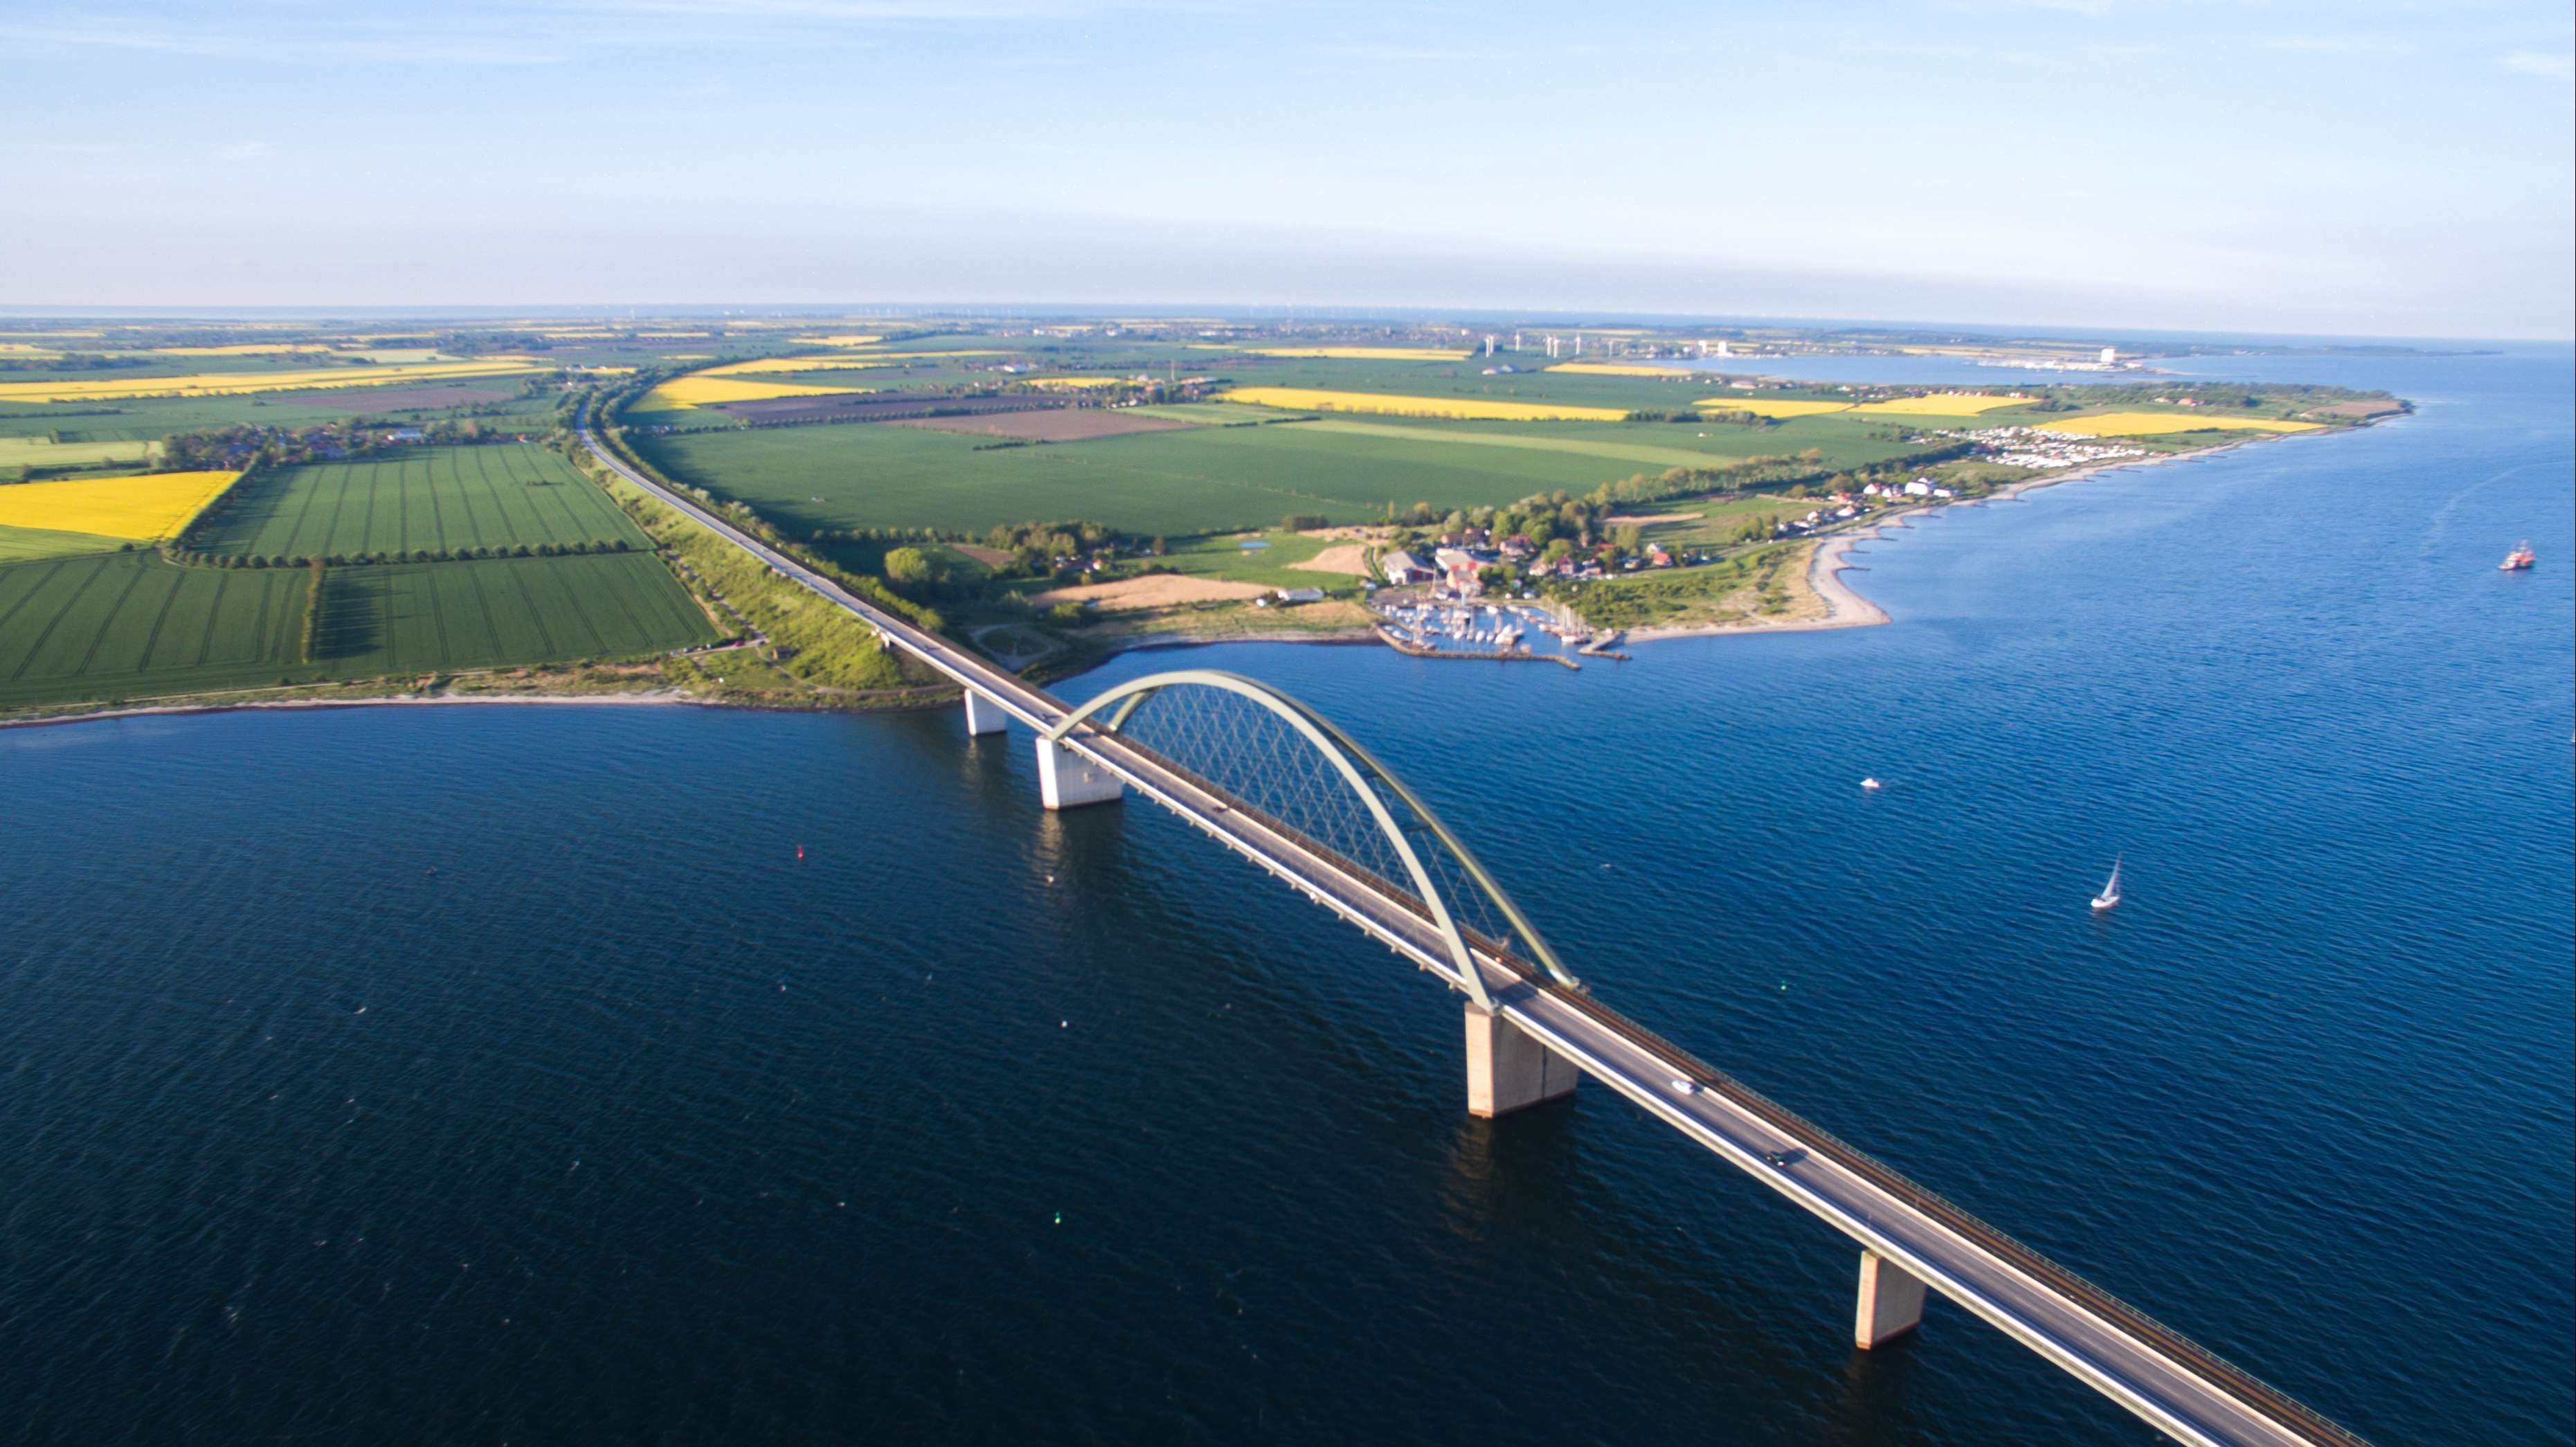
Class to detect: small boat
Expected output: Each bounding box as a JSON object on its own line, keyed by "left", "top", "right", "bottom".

{"left": 2091, "top": 855, "right": 2123, "bottom": 912}
{"left": 2501, "top": 541, "right": 2536, "bottom": 571}
{"left": 1859, "top": 777, "right": 1882, "bottom": 791}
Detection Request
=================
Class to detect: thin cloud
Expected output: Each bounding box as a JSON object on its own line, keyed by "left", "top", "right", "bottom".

{"left": 217, "top": 141, "right": 271, "bottom": 163}
{"left": 2260, "top": 35, "right": 2415, "bottom": 55}
{"left": 0, "top": 19, "right": 564, "bottom": 63}
{"left": 2500, "top": 49, "right": 2573, "bottom": 80}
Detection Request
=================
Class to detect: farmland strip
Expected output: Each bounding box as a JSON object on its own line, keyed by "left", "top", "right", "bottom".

{"left": 510, "top": 445, "right": 582, "bottom": 545}
{"left": 0, "top": 559, "right": 75, "bottom": 674}
{"left": 356, "top": 458, "right": 383, "bottom": 559}
{"left": 130, "top": 561, "right": 188, "bottom": 672}
{"left": 65, "top": 555, "right": 152, "bottom": 680}
{"left": 501, "top": 561, "right": 559, "bottom": 657}
{"left": 472, "top": 447, "right": 523, "bottom": 549}
{"left": 423, "top": 450, "right": 451, "bottom": 554}
{"left": 190, "top": 569, "right": 231, "bottom": 665}
{"left": 462, "top": 561, "right": 508, "bottom": 663}
{"left": 425, "top": 564, "right": 455, "bottom": 663}
{"left": 455, "top": 447, "right": 495, "bottom": 551}
{"left": 276, "top": 459, "right": 329, "bottom": 557}
{"left": 544, "top": 557, "right": 618, "bottom": 656}
{"left": 591, "top": 556, "right": 658, "bottom": 650}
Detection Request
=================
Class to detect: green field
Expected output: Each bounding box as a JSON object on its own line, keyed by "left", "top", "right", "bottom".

{"left": 312, "top": 552, "right": 717, "bottom": 673}
{"left": 0, "top": 436, "right": 161, "bottom": 469}
{"left": 191, "top": 444, "right": 650, "bottom": 559}
{"left": 1124, "top": 402, "right": 1296, "bottom": 425}
{"left": 0, "top": 548, "right": 716, "bottom": 711}
{"left": 0, "top": 390, "right": 558, "bottom": 444}
{"left": 0, "top": 552, "right": 311, "bottom": 707}
{"left": 0, "top": 524, "right": 132, "bottom": 564}
{"left": 636, "top": 413, "right": 1904, "bottom": 538}
{"left": 1285, "top": 416, "right": 1832, "bottom": 469}
{"left": 1155, "top": 530, "right": 1371, "bottom": 591}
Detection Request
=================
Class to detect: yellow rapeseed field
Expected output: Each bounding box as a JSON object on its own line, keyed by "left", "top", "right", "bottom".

{"left": 792, "top": 334, "right": 885, "bottom": 348}
{"left": 1691, "top": 395, "right": 1854, "bottom": 418}
{"left": 1025, "top": 377, "right": 1129, "bottom": 389}
{"left": 1850, "top": 394, "right": 2036, "bottom": 416}
{"left": 636, "top": 376, "right": 870, "bottom": 410}
{"left": 1221, "top": 387, "right": 1632, "bottom": 422}
{"left": 0, "top": 470, "right": 240, "bottom": 540}
{"left": 2038, "top": 412, "right": 2322, "bottom": 437}
{"left": 1547, "top": 362, "right": 1693, "bottom": 378}
{"left": 0, "top": 360, "right": 546, "bottom": 404}
{"left": 1249, "top": 347, "right": 1472, "bottom": 361}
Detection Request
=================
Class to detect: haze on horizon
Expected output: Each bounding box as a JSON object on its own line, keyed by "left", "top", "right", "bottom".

{"left": 4, "top": 0, "right": 2570, "bottom": 341}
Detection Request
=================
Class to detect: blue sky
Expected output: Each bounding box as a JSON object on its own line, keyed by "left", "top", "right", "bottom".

{"left": 4, "top": 0, "right": 2570, "bottom": 338}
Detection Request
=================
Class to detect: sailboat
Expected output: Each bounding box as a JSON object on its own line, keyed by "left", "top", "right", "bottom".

{"left": 2090, "top": 855, "right": 2123, "bottom": 912}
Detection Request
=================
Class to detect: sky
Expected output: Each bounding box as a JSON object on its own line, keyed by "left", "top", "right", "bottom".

{"left": 3, "top": 0, "right": 2571, "bottom": 339}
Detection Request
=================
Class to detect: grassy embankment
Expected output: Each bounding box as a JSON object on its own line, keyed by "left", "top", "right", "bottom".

{"left": 575, "top": 420, "right": 953, "bottom": 711}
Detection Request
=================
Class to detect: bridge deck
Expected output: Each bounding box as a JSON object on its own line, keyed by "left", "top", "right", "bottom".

{"left": 581, "top": 420, "right": 2366, "bottom": 1447}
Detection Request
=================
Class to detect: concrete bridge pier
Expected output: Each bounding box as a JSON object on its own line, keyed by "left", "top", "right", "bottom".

{"left": 1464, "top": 1007, "right": 1579, "bottom": 1117}
{"left": 1854, "top": 1250, "right": 1927, "bottom": 1348}
{"left": 1037, "top": 737, "right": 1124, "bottom": 809}
{"left": 962, "top": 689, "right": 1009, "bottom": 736}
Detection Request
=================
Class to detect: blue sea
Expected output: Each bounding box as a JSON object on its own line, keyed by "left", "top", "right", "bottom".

{"left": 3, "top": 343, "right": 2567, "bottom": 1446}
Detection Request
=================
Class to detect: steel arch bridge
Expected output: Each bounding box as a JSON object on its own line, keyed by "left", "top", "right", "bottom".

{"left": 1044, "top": 669, "right": 1581, "bottom": 1014}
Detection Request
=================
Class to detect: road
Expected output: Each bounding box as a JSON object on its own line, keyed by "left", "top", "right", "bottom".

{"left": 579, "top": 418, "right": 2366, "bottom": 1447}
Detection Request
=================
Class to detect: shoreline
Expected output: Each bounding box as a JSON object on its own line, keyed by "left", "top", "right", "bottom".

{"left": 1, "top": 434, "right": 2326, "bottom": 730}
{"left": 0, "top": 683, "right": 960, "bottom": 735}
{"left": 0, "top": 687, "right": 712, "bottom": 733}
{"left": 1621, "top": 433, "right": 2274, "bottom": 647}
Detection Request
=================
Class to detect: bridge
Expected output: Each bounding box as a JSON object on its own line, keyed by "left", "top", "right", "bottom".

{"left": 580, "top": 417, "right": 2370, "bottom": 1447}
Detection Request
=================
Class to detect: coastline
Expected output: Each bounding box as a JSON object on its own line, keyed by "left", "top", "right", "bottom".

{"left": 0, "top": 688, "right": 710, "bottom": 733}
{"left": 1622, "top": 433, "right": 2278, "bottom": 647}
{"left": 0, "top": 682, "right": 960, "bottom": 734}
{"left": 3, "top": 433, "right": 2335, "bottom": 730}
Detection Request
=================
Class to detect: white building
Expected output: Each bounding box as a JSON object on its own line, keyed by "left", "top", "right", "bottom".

{"left": 1380, "top": 549, "right": 1434, "bottom": 584}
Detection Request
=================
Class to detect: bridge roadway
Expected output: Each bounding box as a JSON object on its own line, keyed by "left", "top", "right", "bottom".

{"left": 580, "top": 422, "right": 2364, "bottom": 1447}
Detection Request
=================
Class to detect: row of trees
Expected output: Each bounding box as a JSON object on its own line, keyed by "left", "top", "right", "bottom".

{"left": 164, "top": 539, "right": 633, "bottom": 570}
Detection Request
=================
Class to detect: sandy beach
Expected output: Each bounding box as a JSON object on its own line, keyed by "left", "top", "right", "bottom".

{"left": 1621, "top": 433, "right": 2283, "bottom": 647}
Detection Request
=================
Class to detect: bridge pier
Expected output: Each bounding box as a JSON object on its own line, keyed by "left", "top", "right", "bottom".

{"left": 1463, "top": 1006, "right": 1578, "bottom": 1117}
{"left": 1036, "top": 737, "right": 1124, "bottom": 809}
{"left": 1854, "top": 1250, "right": 1927, "bottom": 1348}
{"left": 962, "top": 689, "right": 1009, "bottom": 736}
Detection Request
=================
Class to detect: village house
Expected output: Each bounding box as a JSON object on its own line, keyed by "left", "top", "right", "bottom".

{"left": 1380, "top": 548, "right": 1434, "bottom": 584}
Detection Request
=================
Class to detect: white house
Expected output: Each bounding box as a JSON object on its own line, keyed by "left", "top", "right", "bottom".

{"left": 1902, "top": 480, "right": 1934, "bottom": 498}
{"left": 1380, "top": 549, "right": 1434, "bottom": 584}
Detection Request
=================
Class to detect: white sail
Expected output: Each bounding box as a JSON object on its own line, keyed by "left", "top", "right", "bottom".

{"left": 2091, "top": 854, "right": 2123, "bottom": 910}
